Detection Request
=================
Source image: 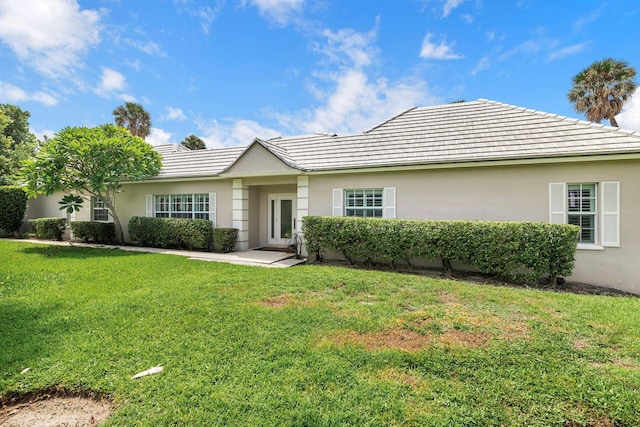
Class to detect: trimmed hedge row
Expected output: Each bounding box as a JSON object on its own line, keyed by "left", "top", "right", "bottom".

{"left": 70, "top": 221, "right": 116, "bottom": 244}
{"left": 27, "top": 217, "right": 67, "bottom": 240}
{"left": 128, "top": 216, "right": 214, "bottom": 251}
{"left": 214, "top": 228, "right": 238, "bottom": 253}
{"left": 0, "top": 186, "right": 27, "bottom": 235}
{"left": 302, "top": 216, "right": 580, "bottom": 283}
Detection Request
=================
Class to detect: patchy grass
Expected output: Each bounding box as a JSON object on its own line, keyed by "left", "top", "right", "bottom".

{"left": 1, "top": 240, "right": 640, "bottom": 426}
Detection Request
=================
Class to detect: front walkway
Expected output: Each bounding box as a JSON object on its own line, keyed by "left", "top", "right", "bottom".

{"left": 10, "top": 239, "right": 306, "bottom": 268}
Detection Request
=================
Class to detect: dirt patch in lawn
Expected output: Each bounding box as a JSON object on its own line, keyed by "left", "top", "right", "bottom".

{"left": 327, "top": 326, "right": 491, "bottom": 352}
{"left": 0, "top": 389, "right": 112, "bottom": 427}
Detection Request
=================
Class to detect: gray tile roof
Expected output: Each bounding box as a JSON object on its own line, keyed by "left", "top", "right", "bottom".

{"left": 152, "top": 99, "right": 640, "bottom": 179}
{"left": 152, "top": 143, "right": 191, "bottom": 155}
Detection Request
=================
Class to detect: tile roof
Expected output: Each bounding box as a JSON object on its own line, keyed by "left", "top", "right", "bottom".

{"left": 152, "top": 99, "right": 640, "bottom": 179}
{"left": 152, "top": 143, "right": 191, "bottom": 155}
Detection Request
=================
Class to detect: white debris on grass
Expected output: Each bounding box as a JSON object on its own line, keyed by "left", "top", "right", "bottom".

{"left": 131, "top": 365, "right": 163, "bottom": 379}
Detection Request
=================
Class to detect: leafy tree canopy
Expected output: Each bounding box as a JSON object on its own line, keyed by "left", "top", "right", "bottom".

{"left": 181, "top": 134, "right": 206, "bottom": 150}
{"left": 113, "top": 102, "right": 152, "bottom": 140}
{"left": 0, "top": 104, "right": 39, "bottom": 185}
{"left": 21, "top": 124, "right": 162, "bottom": 243}
{"left": 567, "top": 58, "right": 637, "bottom": 127}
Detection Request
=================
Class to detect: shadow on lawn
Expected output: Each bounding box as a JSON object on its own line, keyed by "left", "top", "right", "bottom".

{"left": 19, "top": 244, "right": 145, "bottom": 259}
{"left": 0, "top": 300, "right": 72, "bottom": 375}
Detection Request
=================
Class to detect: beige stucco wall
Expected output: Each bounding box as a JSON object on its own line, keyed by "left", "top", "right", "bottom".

{"left": 307, "top": 159, "right": 640, "bottom": 294}
{"left": 22, "top": 157, "right": 640, "bottom": 294}
{"left": 116, "top": 179, "right": 233, "bottom": 241}
{"left": 226, "top": 144, "right": 295, "bottom": 175}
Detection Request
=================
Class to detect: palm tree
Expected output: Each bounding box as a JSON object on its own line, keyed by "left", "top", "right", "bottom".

{"left": 112, "top": 102, "right": 152, "bottom": 139}
{"left": 180, "top": 134, "right": 206, "bottom": 150}
{"left": 567, "top": 58, "right": 637, "bottom": 127}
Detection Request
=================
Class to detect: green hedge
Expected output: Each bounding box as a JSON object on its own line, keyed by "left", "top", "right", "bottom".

{"left": 128, "top": 216, "right": 214, "bottom": 251}
{"left": 214, "top": 228, "right": 238, "bottom": 253}
{"left": 27, "top": 217, "right": 67, "bottom": 241}
{"left": 302, "top": 216, "right": 579, "bottom": 283}
{"left": 0, "top": 186, "right": 27, "bottom": 235}
{"left": 70, "top": 221, "right": 115, "bottom": 244}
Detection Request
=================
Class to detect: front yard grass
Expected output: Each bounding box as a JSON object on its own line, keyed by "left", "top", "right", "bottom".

{"left": 1, "top": 240, "right": 639, "bottom": 426}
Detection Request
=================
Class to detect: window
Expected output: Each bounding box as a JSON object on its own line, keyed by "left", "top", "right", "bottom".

{"left": 153, "top": 194, "right": 209, "bottom": 220}
{"left": 92, "top": 197, "right": 110, "bottom": 222}
{"left": 567, "top": 184, "right": 596, "bottom": 244}
{"left": 549, "top": 181, "right": 620, "bottom": 248}
{"left": 333, "top": 188, "right": 395, "bottom": 218}
{"left": 344, "top": 189, "right": 383, "bottom": 217}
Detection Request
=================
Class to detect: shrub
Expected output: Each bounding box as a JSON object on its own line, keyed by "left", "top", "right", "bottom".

{"left": 302, "top": 216, "right": 579, "bottom": 283}
{"left": 70, "top": 221, "right": 116, "bottom": 244}
{"left": 27, "top": 217, "right": 68, "bottom": 240}
{"left": 214, "top": 228, "right": 238, "bottom": 253}
{"left": 128, "top": 216, "right": 214, "bottom": 251}
{"left": 0, "top": 186, "right": 27, "bottom": 236}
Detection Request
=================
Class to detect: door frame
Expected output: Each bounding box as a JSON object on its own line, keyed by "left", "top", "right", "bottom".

{"left": 267, "top": 193, "right": 297, "bottom": 246}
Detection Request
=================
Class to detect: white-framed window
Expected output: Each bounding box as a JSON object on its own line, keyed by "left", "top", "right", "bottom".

{"left": 549, "top": 181, "right": 620, "bottom": 248}
{"left": 153, "top": 194, "right": 209, "bottom": 220}
{"left": 345, "top": 189, "right": 383, "bottom": 217}
{"left": 567, "top": 183, "right": 596, "bottom": 244}
{"left": 92, "top": 196, "right": 110, "bottom": 222}
{"left": 333, "top": 187, "right": 396, "bottom": 218}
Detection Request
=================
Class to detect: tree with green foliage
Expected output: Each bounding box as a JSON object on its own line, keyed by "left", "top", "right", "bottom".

{"left": 113, "top": 102, "right": 152, "bottom": 140}
{"left": 0, "top": 104, "right": 39, "bottom": 185}
{"left": 567, "top": 58, "right": 637, "bottom": 127}
{"left": 181, "top": 134, "right": 206, "bottom": 150}
{"left": 0, "top": 186, "right": 27, "bottom": 235}
{"left": 21, "top": 124, "right": 162, "bottom": 243}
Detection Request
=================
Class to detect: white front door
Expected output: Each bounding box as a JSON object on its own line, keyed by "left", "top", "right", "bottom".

{"left": 268, "top": 193, "right": 297, "bottom": 246}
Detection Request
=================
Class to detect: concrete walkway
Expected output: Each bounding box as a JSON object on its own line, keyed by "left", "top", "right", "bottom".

{"left": 10, "top": 239, "right": 307, "bottom": 268}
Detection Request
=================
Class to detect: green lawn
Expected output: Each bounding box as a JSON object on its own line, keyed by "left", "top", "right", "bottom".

{"left": 1, "top": 240, "right": 639, "bottom": 426}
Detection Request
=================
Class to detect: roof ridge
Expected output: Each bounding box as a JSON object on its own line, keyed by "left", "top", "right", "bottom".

{"left": 476, "top": 98, "right": 639, "bottom": 136}
{"left": 363, "top": 106, "right": 417, "bottom": 134}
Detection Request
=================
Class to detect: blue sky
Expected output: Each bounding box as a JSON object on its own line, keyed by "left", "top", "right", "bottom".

{"left": 0, "top": 0, "right": 639, "bottom": 148}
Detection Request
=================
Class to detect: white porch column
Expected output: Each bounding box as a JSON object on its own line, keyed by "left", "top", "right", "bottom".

{"left": 296, "top": 176, "right": 309, "bottom": 255}
{"left": 232, "top": 179, "right": 249, "bottom": 251}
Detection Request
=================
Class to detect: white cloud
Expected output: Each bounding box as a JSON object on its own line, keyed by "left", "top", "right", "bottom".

{"left": 146, "top": 128, "right": 173, "bottom": 146}
{"left": 0, "top": 0, "right": 101, "bottom": 78}
{"left": 0, "top": 81, "right": 58, "bottom": 106}
{"left": 31, "top": 127, "right": 55, "bottom": 141}
{"left": 122, "top": 39, "right": 166, "bottom": 57}
{"left": 573, "top": 6, "right": 605, "bottom": 33}
{"left": 617, "top": 88, "right": 640, "bottom": 132}
{"left": 442, "top": 0, "right": 467, "bottom": 17}
{"left": 118, "top": 93, "right": 137, "bottom": 102}
{"left": 97, "top": 68, "right": 126, "bottom": 94}
{"left": 470, "top": 56, "right": 490, "bottom": 76}
{"left": 275, "top": 25, "right": 436, "bottom": 135}
{"left": 420, "top": 33, "right": 463, "bottom": 60}
{"left": 548, "top": 43, "right": 588, "bottom": 60}
{"left": 163, "top": 107, "right": 187, "bottom": 121}
{"left": 243, "top": 0, "right": 304, "bottom": 25}
{"left": 196, "top": 117, "right": 280, "bottom": 148}
{"left": 277, "top": 70, "right": 433, "bottom": 135}
{"left": 316, "top": 26, "right": 379, "bottom": 68}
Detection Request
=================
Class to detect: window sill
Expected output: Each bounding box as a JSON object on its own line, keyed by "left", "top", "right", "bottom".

{"left": 576, "top": 243, "right": 604, "bottom": 251}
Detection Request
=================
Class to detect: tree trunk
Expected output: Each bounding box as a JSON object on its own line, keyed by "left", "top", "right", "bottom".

{"left": 609, "top": 116, "right": 619, "bottom": 127}
{"left": 103, "top": 196, "right": 125, "bottom": 244}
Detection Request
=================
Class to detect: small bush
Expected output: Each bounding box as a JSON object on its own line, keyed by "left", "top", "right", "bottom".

{"left": 27, "top": 217, "right": 68, "bottom": 240}
{"left": 0, "top": 186, "right": 27, "bottom": 235}
{"left": 303, "top": 216, "right": 579, "bottom": 283}
{"left": 214, "top": 228, "right": 238, "bottom": 253}
{"left": 128, "top": 216, "right": 214, "bottom": 250}
{"left": 71, "top": 221, "right": 116, "bottom": 244}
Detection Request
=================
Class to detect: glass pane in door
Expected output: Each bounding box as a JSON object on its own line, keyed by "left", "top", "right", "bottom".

{"left": 280, "top": 199, "right": 292, "bottom": 239}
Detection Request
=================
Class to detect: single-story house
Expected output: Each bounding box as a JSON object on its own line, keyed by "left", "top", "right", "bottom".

{"left": 26, "top": 99, "right": 640, "bottom": 294}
